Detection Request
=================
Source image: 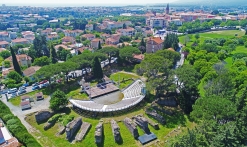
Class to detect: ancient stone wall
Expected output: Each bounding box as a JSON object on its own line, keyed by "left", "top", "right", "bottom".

{"left": 35, "top": 110, "right": 53, "bottom": 123}
{"left": 111, "top": 120, "right": 121, "bottom": 142}
{"left": 123, "top": 117, "right": 139, "bottom": 138}
{"left": 133, "top": 115, "right": 150, "bottom": 134}
{"left": 95, "top": 122, "right": 103, "bottom": 144}
{"left": 76, "top": 122, "right": 91, "bottom": 142}
{"left": 145, "top": 110, "right": 166, "bottom": 125}
{"left": 65, "top": 117, "right": 82, "bottom": 140}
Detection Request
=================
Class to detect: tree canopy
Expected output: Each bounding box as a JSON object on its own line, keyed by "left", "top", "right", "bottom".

{"left": 49, "top": 90, "right": 68, "bottom": 111}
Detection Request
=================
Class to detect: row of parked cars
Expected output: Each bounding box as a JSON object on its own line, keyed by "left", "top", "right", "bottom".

{"left": 5, "top": 80, "right": 49, "bottom": 98}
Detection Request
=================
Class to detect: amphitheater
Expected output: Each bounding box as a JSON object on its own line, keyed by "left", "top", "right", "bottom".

{"left": 69, "top": 79, "right": 146, "bottom": 112}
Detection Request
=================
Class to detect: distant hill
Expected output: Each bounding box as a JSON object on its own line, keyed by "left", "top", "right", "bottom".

{"left": 172, "top": 0, "right": 247, "bottom": 6}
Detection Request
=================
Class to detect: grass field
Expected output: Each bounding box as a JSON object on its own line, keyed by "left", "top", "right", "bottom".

{"left": 26, "top": 106, "right": 195, "bottom": 147}
{"left": 110, "top": 72, "right": 140, "bottom": 89}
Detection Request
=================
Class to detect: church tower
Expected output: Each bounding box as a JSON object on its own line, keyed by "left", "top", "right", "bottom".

{"left": 166, "top": 3, "right": 169, "bottom": 14}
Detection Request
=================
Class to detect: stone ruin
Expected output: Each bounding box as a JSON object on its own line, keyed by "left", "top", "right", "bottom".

{"left": 35, "top": 110, "right": 53, "bottom": 123}
{"left": 75, "top": 122, "right": 91, "bottom": 142}
{"left": 111, "top": 120, "right": 121, "bottom": 142}
{"left": 133, "top": 115, "right": 150, "bottom": 134}
{"left": 95, "top": 122, "right": 103, "bottom": 144}
{"left": 145, "top": 110, "right": 166, "bottom": 125}
{"left": 145, "top": 117, "right": 159, "bottom": 130}
{"left": 123, "top": 117, "right": 139, "bottom": 139}
{"left": 56, "top": 126, "right": 66, "bottom": 136}
{"left": 65, "top": 117, "right": 82, "bottom": 140}
{"left": 152, "top": 105, "right": 174, "bottom": 116}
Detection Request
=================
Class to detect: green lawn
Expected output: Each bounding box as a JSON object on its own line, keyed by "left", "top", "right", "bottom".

{"left": 110, "top": 72, "right": 140, "bottom": 89}
{"left": 9, "top": 90, "right": 49, "bottom": 106}
{"left": 26, "top": 106, "right": 194, "bottom": 147}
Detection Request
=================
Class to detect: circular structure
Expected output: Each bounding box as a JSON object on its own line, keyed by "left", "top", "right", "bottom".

{"left": 69, "top": 79, "right": 146, "bottom": 112}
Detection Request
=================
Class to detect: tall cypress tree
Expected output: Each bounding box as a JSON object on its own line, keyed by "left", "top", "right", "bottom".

{"left": 98, "top": 41, "right": 102, "bottom": 49}
{"left": 10, "top": 46, "right": 22, "bottom": 75}
{"left": 92, "top": 57, "right": 103, "bottom": 80}
{"left": 50, "top": 44, "right": 57, "bottom": 63}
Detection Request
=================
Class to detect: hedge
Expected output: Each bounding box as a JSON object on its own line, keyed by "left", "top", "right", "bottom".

{"left": 0, "top": 101, "right": 41, "bottom": 147}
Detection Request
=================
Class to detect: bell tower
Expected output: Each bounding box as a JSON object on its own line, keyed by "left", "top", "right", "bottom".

{"left": 166, "top": 3, "right": 169, "bottom": 14}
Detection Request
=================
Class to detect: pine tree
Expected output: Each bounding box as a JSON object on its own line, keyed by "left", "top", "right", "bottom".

{"left": 10, "top": 46, "right": 22, "bottom": 75}
{"left": 98, "top": 41, "right": 102, "bottom": 49}
{"left": 92, "top": 57, "right": 103, "bottom": 80}
{"left": 50, "top": 44, "right": 57, "bottom": 63}
{"left": 123, "top": 23, "right": 127, "bottom": 29}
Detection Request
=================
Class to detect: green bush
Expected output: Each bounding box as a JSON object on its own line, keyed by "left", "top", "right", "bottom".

{"left": 47, "top": 114, "right": 61, "bottom": 123}
{"left": 59, "top": 115, "right": 74, "bottom": 126}
{"left": 3, "top": 114, "right": 15, "bottom": 120}
{"left": 0, "top": 101, "right": 41, "bottom": 147}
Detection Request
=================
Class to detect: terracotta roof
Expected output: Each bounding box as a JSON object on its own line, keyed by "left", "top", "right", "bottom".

{"left": 133, "top": 54, "right": 144, "bottom": 60}
{"left": 36, "top": 92, "right": 43, "bottom": 97}
{"left": 82, "top": 34, "right": 95, "bottom": 38}
{"left": 2, "top": 68, "right": 14, "bottom": 76}
{"left": 91, "top": 38, "right": 102, "bottom": 42}
{"left": 11, "top": 38, "right": 28, "bottom": 43}
{"left": 148, "top": 37, "right": 163, "bottom": 44}
{"left": 0, "top": 48, "right": 7, "bottom": 52}
{"left": 132, "top": 40, "right": 141, "bottom": 43}
{"left": 0, "top": 31, "right": 8, "bottom": 36}
{"left": 55, "top": 44, "right": 68, "bottom": 50}
{"left": 23, "top": 66, "right": 41, "bottom": 77}
{"left": 167, "top": 48, "right": 175, "bottom": 51}
{"left": 0, "top": 41, "right": 9, "bottom": 45}
{"left": 21, "top": 100, "right": 30, "bottom": 106}
{"left": 21, "top": 95, "right": 30, "bottom": 100}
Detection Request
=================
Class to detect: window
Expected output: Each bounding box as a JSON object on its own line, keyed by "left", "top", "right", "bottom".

{"left": 152, "top": 45, "right": 154, "bottom": 49}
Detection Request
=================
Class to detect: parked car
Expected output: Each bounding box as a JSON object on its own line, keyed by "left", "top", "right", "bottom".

{"left": 22, "top": 83, "right": 29, "bottom": 87}
{"left": 39, "top": 80, "right": 48, "bottom": 84}
{"left": 32, "top": 82, "right": 39, "bottom": 87}
{"left": 32, "top": 85, "right": 40, "bottom": 90}
{"left": 41, "top": 83, "right": 49, "bottom": 88}
{"left": 19, "top": 86, "right": 26, "bottom": 90}
{"left": 11, "top": 93, "right": 17, "bottom": 98}
{"left": 8, "top": 88, "right": 17, "bottom": 94}
{"left": 18, "top": 89, "right": 27, "bottom": 95}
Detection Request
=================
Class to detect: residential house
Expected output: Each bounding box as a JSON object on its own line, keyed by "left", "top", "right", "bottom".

{"left": 82, "top": 34, "right": 95, "bottom": 41}
{"left": 22, "top": 66, "right": 41, "bottom": 81}
{"left": 21, "top": 101, "right": 31, "bottom": 110}
{"left": 36, "top": 92, "right": 44, "bottom": 101}
{"left": 148, "top": 17, "right": 166, "bottom": 28}
{"left": 55, "top": 44, "right": 69, "bottom": 51}
{"left": 64, "top": 29, "right": 83, "bottom": 37}
{"left": 105, "top": 38, "right": 119, "bottom": 45}
{"left": 133, "top": 54, "right": 144, "bottom": 63}
{"left": 11, "top": 38, "right": 29, "bottom": 46}
{"left": 100, "top": 33, "right": 111, "bottom": 39}
{"left": 0, "top": 119, "right": 19, "bottom": 147}
{"left": 0, "top": 48, "right": 7, "bottom": 53}
{"left": 46, "top": 34, "right": 59, "bottom": 41}
{"left": 2, "top": 68, "right": 14, "bottom": 78}
{"left": 146, "top": 37, "right": 164, "bottom": 53}
{"left": 0, "top": 41, "right": 9, "bottom": 48}
{"left": 91, "top": 38, "right": 103, "bottom": 49}
{"left": 96, "top": 25, "right": 107, "bottom": 32}
{"left": 116, "top": 27, "right": 135, "bottom": 36}
{"left": 62, "top": 36, "right": 76, "bottom": 45}
{"left": 143, "top": 30, "right": 153, "bottom": 37}
{"left": 0, "top": 31, "right": 10, "bottom": 42}
{"left": 86, "top": 24, "right": 94, "bottom": 31}
{"left": 21, "top": 31, "right": 35, "bottom": 44}
{"left": 169, "top": 19, "right": 183, "bottom": 26}
{"left": 5, "top": 54, "right": 32, "bottom": 67}
{"left": 41, "top": 29, "right": 52, "bottom": 36}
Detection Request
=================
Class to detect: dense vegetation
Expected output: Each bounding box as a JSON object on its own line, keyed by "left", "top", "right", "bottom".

{"left": 0, "top": 101, "right": 41, "bottom": 147}
{"left": 171, "top": 31, "right": 247, "bottom": 146}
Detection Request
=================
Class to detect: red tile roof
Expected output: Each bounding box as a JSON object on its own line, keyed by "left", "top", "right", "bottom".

{"left": 11, "top": 38, "right": 28, "bottom": 43}
{"left": 0, "top": 41, "right": 9, "bottom": 45}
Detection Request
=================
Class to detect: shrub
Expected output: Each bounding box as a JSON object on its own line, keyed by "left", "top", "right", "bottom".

{"left": 59, "top": 115, "right": 75, "bottom": 126}
{"left": 0, "top": 101, "right": 41, "bottom": 147}
{"left": 47, "top": 114, "right": 61, "bottom": 123}
{"left": 3, "top": 114, "right": 15, "bottom": 120}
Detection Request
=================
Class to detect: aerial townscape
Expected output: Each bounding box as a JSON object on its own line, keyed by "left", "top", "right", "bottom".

{"left": 0, "top": 0, "right": 247, "bottom": 146}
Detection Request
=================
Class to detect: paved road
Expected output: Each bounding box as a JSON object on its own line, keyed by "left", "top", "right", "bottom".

{"left": 0, "top": 95, "right": 50, "bottom": 131}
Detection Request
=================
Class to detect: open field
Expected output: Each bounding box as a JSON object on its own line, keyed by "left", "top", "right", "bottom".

{"left": 26, "top": 106, "right": 195, "bottom": 147}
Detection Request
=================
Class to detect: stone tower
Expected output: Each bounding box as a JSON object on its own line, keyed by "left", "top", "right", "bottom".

{"left": 166, "top": 3, "right": 169, "bottom": 14}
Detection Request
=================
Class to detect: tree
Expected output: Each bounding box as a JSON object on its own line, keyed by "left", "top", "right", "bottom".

{"left": 57, "top": 47, "right": 71, "bottom": 61}
{"left": 0, "top": 50, "right": 11, "bottom": 59}
{"left": 7, "top": 71, "right": 22, "bottom": 84}
{"left": 3, "top": 60, "right": 11, "bottom": 68}
{"left": 66, "top": 53, "right": 73, "bottom": 61}
{"left": 49, "top": 90, "right": 68, "bottom": 111}
{"left": 98, "top": 41, "right": 102, "bottom": 49}
{"left": 123, "top": 23, "right": 127, "bottom": 29}
{"left": 119, "top": 46, "right": 141, "bottom": 63}
{"left": 163, "top": 33, "right": 179, "bottom": 50}
{"left": 176, "top": 64, "right": 201, "bottom": 113}
{"left": 50, "top": 44, "right": 57, "bottom": 63}
{"left": 92, "top": 57, "right": 103, "bottom": 80}
{"left": 98, "top": 47, "right": 119, "bottom": 66}
{"left": 195, "top": 33, "right": 200, "bottom": 40}
{"left": 10, "top": 46, "right": 22, "bottom": 75}
{"left": 33, "top": 56, "right": 51, "bottom": 66}
{"left": 24, "top": 76, "right": 30, "bottom": 83}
